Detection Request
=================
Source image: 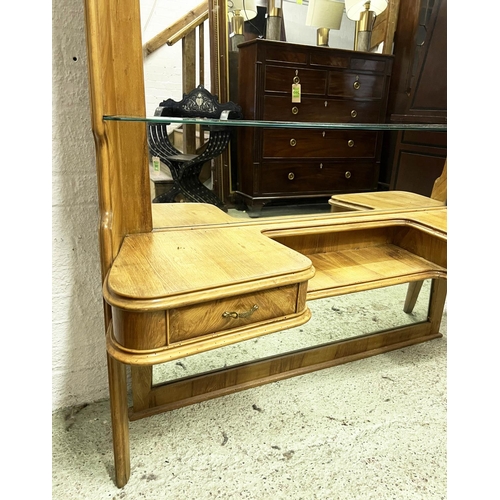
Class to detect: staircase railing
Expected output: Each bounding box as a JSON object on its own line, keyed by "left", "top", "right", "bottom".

{"left": 143, "top": 2, "right": 209, "bottom": 156}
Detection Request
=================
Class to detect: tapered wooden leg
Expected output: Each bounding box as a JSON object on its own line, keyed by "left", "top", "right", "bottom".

{"left": 107, "top": 353, "right": 130, "bottom": 488}
{"left": 403, "top": 280, "right": 424, "bottom": 313}
{"left": 428, "top": 278, "right": 447, "bottom": 334}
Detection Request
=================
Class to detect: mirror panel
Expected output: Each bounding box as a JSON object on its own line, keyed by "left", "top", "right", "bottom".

{"left": 153, "top": 280, "right": 432, "bottom": 385}
{"left": 141, "top": 0, "right": 359, "bottom": 211}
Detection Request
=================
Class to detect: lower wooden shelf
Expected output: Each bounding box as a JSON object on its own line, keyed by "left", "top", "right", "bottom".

{"left": 308, "top": 243, "right": 445, "bottom": 299}
{"left": 267, "top": 219, "right": 446, "bottom": 300}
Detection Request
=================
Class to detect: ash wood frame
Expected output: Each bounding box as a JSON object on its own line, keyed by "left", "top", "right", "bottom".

{"left": 83, "top": 0, "right": 444, "bottom": 488}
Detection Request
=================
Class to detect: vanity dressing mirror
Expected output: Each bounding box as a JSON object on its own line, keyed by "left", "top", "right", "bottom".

{"left": 84, "top": 0, "right": 446, "bottom": 487}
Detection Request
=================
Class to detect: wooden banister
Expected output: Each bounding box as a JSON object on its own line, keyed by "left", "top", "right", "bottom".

{"left": 143, "top": 2, "right": 210, "bottom": 158}
{"left": 143, "top": 2, "right": 208, "bottom": 55}
{"left": 371, "top": 0, "right": 400, "bottom": 54}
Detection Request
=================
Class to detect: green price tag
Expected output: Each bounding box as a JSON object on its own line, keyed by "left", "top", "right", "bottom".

{"left": 292, "top": 83, "right": 301, "bottom": 103}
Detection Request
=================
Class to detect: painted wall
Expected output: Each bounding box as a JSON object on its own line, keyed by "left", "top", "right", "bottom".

{"left": 52, "top": 0, "right": 211, "bottom": 412}
{"left": 52, "top": 0, "right": 355, "bottom": 412}
{"left": 52, "top": 0, "right": 107, "bottom": 410}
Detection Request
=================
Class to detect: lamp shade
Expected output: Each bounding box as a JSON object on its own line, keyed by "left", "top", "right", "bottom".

{"left": 345, "top": 0, "right": 388, "bottom": 21}
{"left": 227, "top": 0, "right": 258, "bottom": 21}
{"left": 306, "top": 0, "right": 344, "bottom": 30}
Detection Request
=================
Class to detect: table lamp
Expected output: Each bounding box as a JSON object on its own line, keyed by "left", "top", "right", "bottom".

{"left": 228, "top": 0, "right": 258, "bottom": 51}
{"left": 345, "top": 0, "right": 388, "bottom": 51}
{"left": 306, "top": 0, "right": 344, "bottom": 47}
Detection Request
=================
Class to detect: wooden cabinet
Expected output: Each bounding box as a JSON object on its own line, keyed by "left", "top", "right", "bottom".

{"left": 382, "top": 0, "right": 447, "bottom": 194}
{"left": 235, "top": 39, "right": 393, "bottom": 216}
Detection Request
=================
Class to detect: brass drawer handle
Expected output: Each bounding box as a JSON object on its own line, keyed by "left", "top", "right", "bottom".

{"left": 222, "top": 304, "right": 259, "bottom": 319}
{"left": 288, "top": 172, "right": 295, "bottom": 180}
{"left": 290, "top": 138, "right": 297, "bottom": 147}
{"left": 353, "top": 81, "right": 360, "bottom": 90}
{"left": 351, "top": 109, "right": 357, "bottom": 118}
{"left": 293, "top": 76, "right": 300, "bottom": 84}
{"left": 292, "top": 106, "right": 299, "bottom": 115}
{"left": 345, "top": 171, "right": 352, "bottom": 179}
{"left": 348, "top": 139, "right": 354, "bottom": 147}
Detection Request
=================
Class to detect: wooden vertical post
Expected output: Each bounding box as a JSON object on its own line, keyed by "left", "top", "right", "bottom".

{"left": 183, "top": 30, "right": 197, "bottom": 155}
{"left": 83, "top": 0, "right": 150, "bottom": 486}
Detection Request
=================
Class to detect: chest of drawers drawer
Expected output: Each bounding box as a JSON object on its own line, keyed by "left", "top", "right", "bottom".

{"left": 265, "top": 65, "right": 328, "bottom": 94}
{"left": 258, "top": 161, "right": 377, "bottom": 195}
{"left": 263, "top": 96, "right": 385, "bottom": 123}
{"left": 328, "top": 71, "right": 386, "bottom": 99}
{"left": 265, "top": 65, "right": 386, "bottom": 100}
{"left": 262, "top": 129, "right": 378, "bottom": 159}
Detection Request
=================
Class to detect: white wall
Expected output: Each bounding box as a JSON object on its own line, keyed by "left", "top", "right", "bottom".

{"left": 282, "top": 1, "right": 355, "bottom": 50}
{"left": 142, "top": 0, "right": 212, "bottom": 116}
{"left": 51, "top": 0, "right": 355, "bottom": 412}
{"left": 52, "top": 0, "right": 107, "bottom": 410}
{"left": 52, "top": 0, "right": 209, "bottom": 412}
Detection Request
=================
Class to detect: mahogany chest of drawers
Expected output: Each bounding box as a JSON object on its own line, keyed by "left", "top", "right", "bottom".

{"left": 235, "top": 39, "right": 393, "bottom": 216}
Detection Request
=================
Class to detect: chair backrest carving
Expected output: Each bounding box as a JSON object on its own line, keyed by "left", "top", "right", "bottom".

{"left": 155, "top": 84, "right": 243, "bottom": 120}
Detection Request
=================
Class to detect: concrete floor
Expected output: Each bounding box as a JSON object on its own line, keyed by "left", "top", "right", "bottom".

{"left": 52, "top": 203, "right": 447, "bottom": 499}
{"left": 53, "top": 287, "right": 446, "bottom": 499}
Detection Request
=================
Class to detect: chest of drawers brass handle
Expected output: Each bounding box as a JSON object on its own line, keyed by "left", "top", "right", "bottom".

{"left": 288, "top": 172, "right": 295, "bottom": 180}
{"left": 348, "top": 139, "right": 355, "bottom": 147}
{"left": 293, "top": 76, "right": 300, "bottom": 84}
{"left": 291, "top": 106, "right": 299, "bottom": 115}
{"left": 290, "top": 138, "right": 297, "bottom": 147}
{"left": 345, "top": 171, "right": 352, "bottom": 179}
{"left": 351, "top": 109, "right": 357, "bottom": 118}
{"left": 353, "top": 81, "right": 361, "bottom": 90}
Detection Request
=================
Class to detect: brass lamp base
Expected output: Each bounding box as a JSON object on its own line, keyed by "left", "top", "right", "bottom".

{"left": 355, "top": 30, "right": 372, "bottom": 51}
{"left": 354, "top": 5, "right": 376, "bottom": 52}
{"left": 230, "top": 33, "right": 245, "bottom": 52}
{"left": 316, "top": 27, "right": 330, "bottom": 47}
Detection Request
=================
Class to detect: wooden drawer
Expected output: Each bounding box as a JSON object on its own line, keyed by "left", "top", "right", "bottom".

{"left": 400, "top": 130, "right": 447, "bottom": 148}
{"left": 263, "top": 96, "right": 384, "bottom": 123}
{"left": 265, "top": 65, "right": 327, "bottom": 94}
{"left": 264, "top": 44, "right": 309, "bottom": 65}
{"left": 350, "top": 57, "right": 389, "bottom": 73}
{"left": 309, "top": 51, "right": 350, "bottom": 69}
{"left": 262, "top": 129, "right": 378, "bottom": 159}
{"left": 168, "top": 283, "right": 302, "bottom": 343}
{"left": 260, "top": 54, "right": 388, "bottom": 104}
{"left": 328, "top": 71, "right": 386, "bottom": 99}
{"left": 258, "top": 162, "right": 377, "bottom": 194}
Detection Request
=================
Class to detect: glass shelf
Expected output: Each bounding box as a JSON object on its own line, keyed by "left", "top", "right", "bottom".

{"left": 103, "top": 115, "right": 447, "bottom": 132}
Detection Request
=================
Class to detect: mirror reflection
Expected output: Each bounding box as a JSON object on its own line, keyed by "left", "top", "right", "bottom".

{"left": 141, "top": 1, "right": 356, "bottom": 113}
{"left": 141, "top": 0, "right": 363, "bottom": 219}
{"left": 153, "top": 280, "right": 432, "bottom": 386}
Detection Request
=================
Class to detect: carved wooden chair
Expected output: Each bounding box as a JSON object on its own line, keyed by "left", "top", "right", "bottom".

{"left": 329, "top": 159, "right": 447, "bottom": 313}
{"left": 148, "top": 85, "right": 243, "bottom": 210}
